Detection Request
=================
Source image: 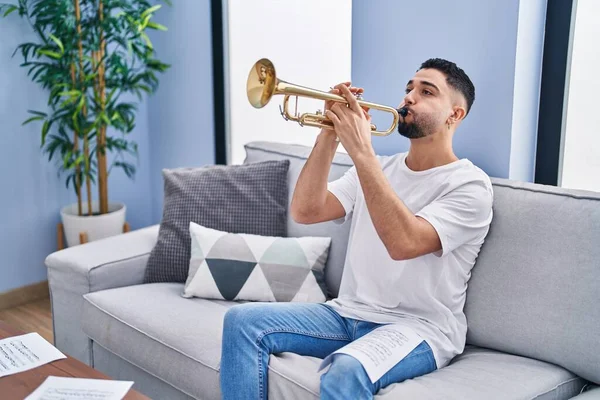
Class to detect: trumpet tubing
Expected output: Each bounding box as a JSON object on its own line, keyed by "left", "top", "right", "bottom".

{"left": 246, "top": 58, "right": 404, "bottom": 136}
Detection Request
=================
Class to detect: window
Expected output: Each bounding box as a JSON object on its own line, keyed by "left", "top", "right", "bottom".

{"left": 558, "top": 0, "right": 600, "bottom": 191}
{"left": 536, "top": 0, "right": 600, "bottom": 192}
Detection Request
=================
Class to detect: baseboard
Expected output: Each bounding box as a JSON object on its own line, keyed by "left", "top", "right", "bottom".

{"left": 0, "top": 280, "right": 49, "bottom": 311}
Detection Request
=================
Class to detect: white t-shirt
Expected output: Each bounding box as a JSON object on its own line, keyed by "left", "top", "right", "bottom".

{"left": 325, "top": 151, "right": 494, "bottom": 369}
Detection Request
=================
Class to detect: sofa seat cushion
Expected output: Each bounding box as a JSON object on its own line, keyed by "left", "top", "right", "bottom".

{"left": 268, "top": 346, "right": 585, "bottom": 400}
{"left": 82, "top": 283, "right": 236, "bottom": 400}
{"left": 82, "top": 283, "right": 585, "bottom": 400}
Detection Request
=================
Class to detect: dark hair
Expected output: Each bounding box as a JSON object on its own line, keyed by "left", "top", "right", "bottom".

{"left": 419, "top": 58, "right": 475, "bottom": 115}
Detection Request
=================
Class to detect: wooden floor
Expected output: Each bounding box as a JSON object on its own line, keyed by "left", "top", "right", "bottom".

{"left": 0, "top": 297, "right": 53, "bottom": 342}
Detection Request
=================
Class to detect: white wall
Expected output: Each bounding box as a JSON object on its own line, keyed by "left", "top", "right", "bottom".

{"left": 225, "top": 0, "right": 352, "bottom": 165}
{"left": 560, "top": 0, "right": 600, "bottom": 192}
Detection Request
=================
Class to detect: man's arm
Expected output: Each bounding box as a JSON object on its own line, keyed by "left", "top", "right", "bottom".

{"left": 291, "top": 83, "right": 365, "bottom": 225}
{"left": 290, "top": 130, "right": 346, "bottom": 224}
{"left": 352, "top": 153, "right": 442, "bottom": 260}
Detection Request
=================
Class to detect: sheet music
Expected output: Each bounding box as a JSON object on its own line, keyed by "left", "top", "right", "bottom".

{"left": 25, "top": 376, "right": 134, "bottom": 400}
{"left": 0, "top": 333, "right": 66, "bottom": 377}
{"left": 319, "top": 324, "right": 423, "bottom": 383}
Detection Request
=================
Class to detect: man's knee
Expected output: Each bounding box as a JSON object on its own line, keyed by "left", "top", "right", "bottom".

{"left": 223, "top": 303, "right": 270, "bottom": 338}
{"left": 224, "top": 304, "right": 255, "bottom": 328}
{"left": 320, "top": 354, "right": 373, "bottom": 395}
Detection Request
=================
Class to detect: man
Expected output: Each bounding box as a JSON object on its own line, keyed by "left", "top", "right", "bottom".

{"left": 220, "top": 58, "right": 494, "bottom": 399}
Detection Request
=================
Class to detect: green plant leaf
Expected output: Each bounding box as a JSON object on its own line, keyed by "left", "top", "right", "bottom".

{"left": 48, "top": 34, "right": 64, "bottom": 54}
{"left": 140, "top": 32, "right": 153, "bottom": 50}
{"left": 37, "top": 49, "right": 62, "bottom": 59}
{"left": 146, "top": 21, "right": 167, "bottom": 31}
{"left": 22, "top": 115, "right": 45, "bottom": 125}
{"left": 62, "top": 150, "right": 72, "bottom": 169}
{"left": 141, "top": 4, "right": 161, "bottom": 19}
{"left": 27, "top": 110, "right": 48, "bottom": 117}
{"left": 41, "top": 120, "right": 51, "bottom": 146}
{"left": 58, "top": 90, "right": 81, "bottom": 97}
{"left": 141, "top": 14, "right": 151, "bottom": 30}
{"left": 2, "top": 4, "right": 18, "bottom": 17}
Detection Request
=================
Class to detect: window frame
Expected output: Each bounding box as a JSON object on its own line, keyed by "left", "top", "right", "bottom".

{"left": 534, "top": 0, "right": 575, "bottom": 186}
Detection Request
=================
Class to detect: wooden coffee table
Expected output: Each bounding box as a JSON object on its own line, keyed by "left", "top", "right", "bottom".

{"left": 0, "top": 320, "right": 150, "bottom": 399}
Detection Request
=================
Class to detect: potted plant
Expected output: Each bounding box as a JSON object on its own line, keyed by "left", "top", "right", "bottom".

{"left": 0, "top": 0, "right": 170, "bottom": 247}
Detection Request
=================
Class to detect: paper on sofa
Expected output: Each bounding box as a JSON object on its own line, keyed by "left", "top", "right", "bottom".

{"left": 318, "top": 325, "right": 423, "bottom": 383}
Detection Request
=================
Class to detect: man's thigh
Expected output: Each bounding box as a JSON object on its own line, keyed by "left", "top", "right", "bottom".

{"left": 376, "top": 340, "right": 437, "bottom": 389}
{"left": 223, "top": 302, "right": 352, "bottom": 358}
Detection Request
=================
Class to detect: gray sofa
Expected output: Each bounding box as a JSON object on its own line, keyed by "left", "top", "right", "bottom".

{"left": 46, "top": 141, "right": 600, "bottom": 399}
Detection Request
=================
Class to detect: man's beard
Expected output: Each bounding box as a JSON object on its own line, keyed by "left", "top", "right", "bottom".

{"left": 397, "top": 111, "right": 438, "bottom": 139}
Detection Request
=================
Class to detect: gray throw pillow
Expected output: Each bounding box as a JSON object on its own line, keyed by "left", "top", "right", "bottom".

{"left": 144, "top": 159, "right": 290, "bottom": 283}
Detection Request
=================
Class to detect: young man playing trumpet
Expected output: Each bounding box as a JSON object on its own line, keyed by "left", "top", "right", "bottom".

{"left": 220, "top": 58, "right": 494, "bottom": 399}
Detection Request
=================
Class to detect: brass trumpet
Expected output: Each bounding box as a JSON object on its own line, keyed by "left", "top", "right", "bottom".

{"left": 246, "top": 58, "right": 404, "bottom": 136}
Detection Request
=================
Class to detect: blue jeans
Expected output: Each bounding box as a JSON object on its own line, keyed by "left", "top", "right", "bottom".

{"left": 220, "top": 302, "right": 437, "bottom": 399}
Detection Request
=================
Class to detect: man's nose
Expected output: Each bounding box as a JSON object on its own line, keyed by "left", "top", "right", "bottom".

{"left": 402, "top": 92, "right": 415, "bottom": 107}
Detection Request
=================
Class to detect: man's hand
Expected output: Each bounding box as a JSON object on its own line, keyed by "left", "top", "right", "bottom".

{"left": 322, "top": 82, "right": 363, "bottom": 128}
{"left": 325, "top": 83, "right": 374, "bottom": 160}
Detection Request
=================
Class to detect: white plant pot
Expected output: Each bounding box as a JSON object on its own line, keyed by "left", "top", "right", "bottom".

{"left": 60, "top": 202, "right": 127, "bottom": 247}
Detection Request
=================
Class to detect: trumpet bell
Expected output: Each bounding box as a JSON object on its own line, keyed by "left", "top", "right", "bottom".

{"left": 247, "top": 58, "right": 278, "bottom": 108}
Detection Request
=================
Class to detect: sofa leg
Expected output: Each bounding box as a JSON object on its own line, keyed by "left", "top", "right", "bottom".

{"left": 123, "top": 222, "right": 130, "bottom": 233}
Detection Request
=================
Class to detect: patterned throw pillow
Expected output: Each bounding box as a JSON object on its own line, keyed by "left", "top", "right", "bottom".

{"left": 144, "top": 159, "right": 290, "bottom": 284}
{"left": 182, "top": 222, "right": 331, "bottom": 303}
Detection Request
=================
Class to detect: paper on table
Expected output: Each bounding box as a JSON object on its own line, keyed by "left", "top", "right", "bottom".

{"left": 0, "top": 332, "right": 66, "bottom": 378}
{"left": 25, "top": 376, "right": 134, "bottom": 400}
{"left": 318, "top": 324, "right": 423, "bottom": 383}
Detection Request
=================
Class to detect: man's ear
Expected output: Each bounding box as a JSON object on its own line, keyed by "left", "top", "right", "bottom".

{"left": 449, "top": 106, "right": 467, "bottom": 125}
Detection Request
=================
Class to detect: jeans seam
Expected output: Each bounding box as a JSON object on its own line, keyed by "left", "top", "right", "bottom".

{"left": 256, "top": 328, "right": 350, "bottom": 344}
{"left": 256, "top": 329, "right": 350, "bottom": 399}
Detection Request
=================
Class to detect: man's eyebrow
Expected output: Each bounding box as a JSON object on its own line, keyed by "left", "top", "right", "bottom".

{"left": 406, "top": 80, "right": 440, "bottom": 92}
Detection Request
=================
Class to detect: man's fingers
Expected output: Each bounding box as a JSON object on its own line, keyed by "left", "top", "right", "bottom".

{"left": 331, "top": 82, "right": 351, "bottom": 90}
{"left": 336, "top": 83, "right": 362, "bottom": 114}
{"left": 330, "top": 102, "right": 344, "bottom": 117}
{"left": 325, "top": 109, "right": 341, "bottom": 127}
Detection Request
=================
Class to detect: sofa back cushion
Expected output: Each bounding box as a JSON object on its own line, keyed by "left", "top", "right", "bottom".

{"left": 465, "top": 178, "right": 600, "bottom": 384}
{"left": 243, "top": 141, "right": 353, "bottom": 298}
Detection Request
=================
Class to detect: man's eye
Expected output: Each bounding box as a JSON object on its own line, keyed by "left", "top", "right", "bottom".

{"left": 405, "top": 88, "right": 412, "bottom": 94}
{"left": 423, "top": 90, "right": 432, "bottom": 95}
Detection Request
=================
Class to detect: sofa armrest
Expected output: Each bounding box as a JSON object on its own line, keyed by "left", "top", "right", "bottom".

{"left": 45, "top": 224, "right": 159, "bottom": 365}
{"left": 46, "top": 224, "right": 159, "bottom": 292}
